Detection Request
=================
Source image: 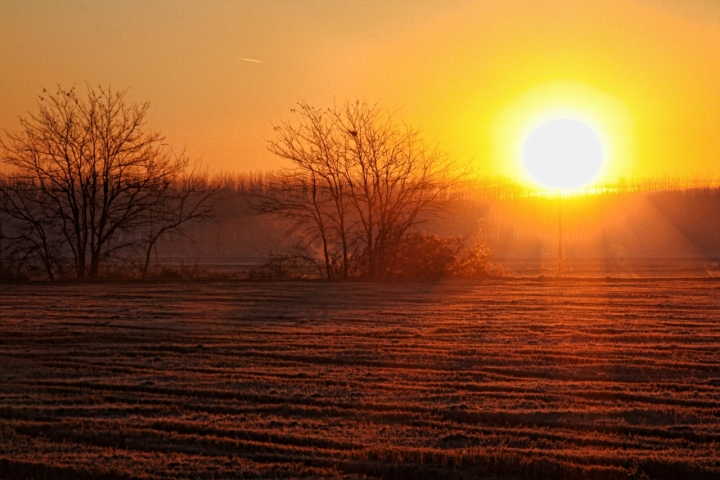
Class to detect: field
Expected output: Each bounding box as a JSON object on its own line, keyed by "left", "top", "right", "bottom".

{"left": 1, "top": 279, "right": 719, "bottom": 479}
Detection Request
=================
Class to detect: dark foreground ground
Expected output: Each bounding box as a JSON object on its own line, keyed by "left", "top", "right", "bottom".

{"left": 0, "top": 279, "right": 719, "bottom": 479}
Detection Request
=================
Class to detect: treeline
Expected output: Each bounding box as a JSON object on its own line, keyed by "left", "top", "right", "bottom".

{"left": 2, "top": 86, "right": 719, "bottom": 281}
{"left": 217, "top": 171, "right": 720, "bottom": 201}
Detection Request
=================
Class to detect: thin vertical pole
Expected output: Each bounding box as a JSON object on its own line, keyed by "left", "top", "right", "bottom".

{"left": 557, "top": 189, "right": 563, "bottom": 277}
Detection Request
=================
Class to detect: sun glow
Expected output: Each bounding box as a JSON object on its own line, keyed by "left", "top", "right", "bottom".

{"left": 492, "top": 81, "right": 636, "bottom": 192}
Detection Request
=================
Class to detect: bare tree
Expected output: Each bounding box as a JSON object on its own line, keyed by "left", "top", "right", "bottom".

{"left": 336, "top": 101, "right": 461, "bottom": 277}
{"left": 258, "top": 100, "right": 464, "bottom": 279}
{"left": 0, "top": 85, "right": 215, "bottom": 279}
{"left": 262, "top": 104, "right": 352, "bottom": 279}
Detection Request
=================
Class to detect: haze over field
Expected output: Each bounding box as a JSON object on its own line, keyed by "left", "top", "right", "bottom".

{"left": 2, "top": 0, "right": 720, "bottom": 182}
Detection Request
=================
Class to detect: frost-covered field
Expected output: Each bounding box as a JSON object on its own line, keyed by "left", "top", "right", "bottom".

{"left": 1, "top": 280, "right": 719, "bottom": 479}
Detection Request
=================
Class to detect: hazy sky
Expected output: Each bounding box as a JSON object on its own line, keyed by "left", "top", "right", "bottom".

{"left": 2, "top": 0, "right": 720, "bottom": 180}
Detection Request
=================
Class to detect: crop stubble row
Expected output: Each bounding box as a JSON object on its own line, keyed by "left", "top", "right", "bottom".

{"left": 0, "top": 279, "right": 719, "bottom": 479}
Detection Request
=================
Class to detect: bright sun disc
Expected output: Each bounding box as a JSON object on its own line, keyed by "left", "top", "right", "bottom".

{"left": 523, "top": 118, "right": 604, "bottom": 189}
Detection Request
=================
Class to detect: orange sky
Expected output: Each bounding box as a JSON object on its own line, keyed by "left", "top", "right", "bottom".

{"left": 1, "top": 0, "right": 719, "bottom": 180}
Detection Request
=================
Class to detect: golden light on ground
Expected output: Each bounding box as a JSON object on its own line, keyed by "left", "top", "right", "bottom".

{"left": 523, "top": 118, "right": 604, "bottom": 189}
{"left": 491, "top": 81, "right": 636, "bottom": 191}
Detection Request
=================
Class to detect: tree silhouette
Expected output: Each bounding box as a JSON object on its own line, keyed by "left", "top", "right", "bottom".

{"left": 256, "top": 100, "right": 463, "bottom": 278}
{"left": 0, "top": 86, "right": 215, "bottom": 279}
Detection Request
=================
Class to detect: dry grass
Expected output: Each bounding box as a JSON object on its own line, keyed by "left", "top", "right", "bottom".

{"left": 1, "top": 279, "right": 719, "bottom": 479}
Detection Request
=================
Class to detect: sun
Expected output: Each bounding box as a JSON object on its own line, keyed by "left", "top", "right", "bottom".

{"left": 490, "top": 81, "right": 635, "bottom": 190}
{"left": 523, "top": 118, "right": 604, "bottom": 189}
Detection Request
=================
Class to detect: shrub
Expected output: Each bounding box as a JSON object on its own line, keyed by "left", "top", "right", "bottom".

{"left": 453, "top": 243, "right": 493, "bottom": 278}
{"left": 392, "top": 232, "right": 505, "bottom": 279}
{"left": 391, "top": 233, "right": 463, "bottom": 279}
